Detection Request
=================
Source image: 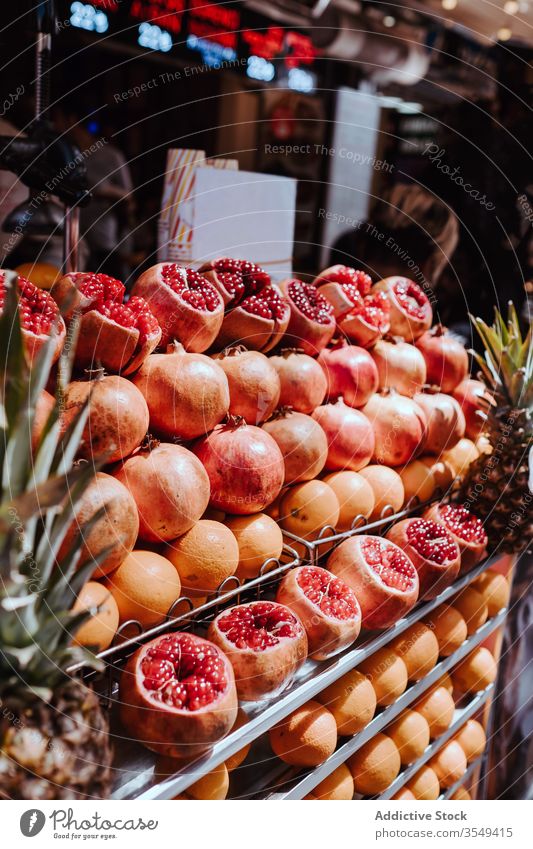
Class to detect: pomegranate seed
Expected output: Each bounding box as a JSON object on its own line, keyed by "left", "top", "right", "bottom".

{"left": 406, "top": 518, "right": 458, "bottom": 565}
{"left": 141, "top": 657, "right": 174, "bottom": 690}
{"left": 213, "top": 258, "right": 271, "bottom": 304}
{"left": 217, "top": 601, "right": 302, "bottom": 652}
{"left": 142, "top": 633, "right": 228, "bottom": 709}
{"left": 361, "top": 537, "right": 417, "bottom": 592}
{"left": 287, "top": 280, "right": 334, "bottom": 326}
{"left": 161, "top": 264, "right": 221, "bottom": 312}
{"left": 393, "top": 279, "right": 428, "bottom": 320}
{"left": 0, "top": 272, "right": 60, "bottom": 335}
{"left": 296, "top": 566, "right": 360, "bottom": 620}
{"left": 72, "top": 272, "right": 125, "bottom": 306}
{"left": 438, "top": 504, "right": 487, "bottom": 544}
{"left": 327, "top": 266, "right": 372, "bottom": 296}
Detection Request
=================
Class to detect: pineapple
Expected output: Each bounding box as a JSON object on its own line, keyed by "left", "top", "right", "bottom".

{"left": 461, "top": 303, "right": 532, "bottom": 554}
{"left": 0, "top": 271, "right": 112, "bottom": 799}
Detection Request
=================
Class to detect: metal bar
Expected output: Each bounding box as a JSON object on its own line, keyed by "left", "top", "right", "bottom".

{"left": 441, "top": 756, "right": 482, "bottom": 800}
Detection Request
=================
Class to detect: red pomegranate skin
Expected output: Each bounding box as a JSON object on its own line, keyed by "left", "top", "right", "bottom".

{"left": 269, "top": 350, "right": 327, "bottom": 414}
{"left": 452, "top": 379, "right": 489, "bottom": 440}
{"left": 373, "top": 276, "right": 432, "bottom": 341}
{"left": 386, "top": 518, "right": 461, "bottom": 600}
{"left": 32, "top": 389, "right": 56, "bottom": 453}
{"left": 281, "top": 279, "right": 336, "bottom": 356}
{"left": 414, "top": 391, "right": 466, "bottom": 456}
{"left": 119, "top": 632, "right": 238, "bottom": 758}
{"left": 361, "top": 391, "right": 427, "bottom": 467}
{"left": 276, "top": 566, "right": 361, "bottom": 660}
{"left": 423, "top": 503, "right": 488, "bottom": 573}
{"left": 371, "top": 339, "right": 427, "bottom": 398}
{"left": 262, "top": 411, "right": 328, "bottom": 484}
{"left": 318, "top": 344, "right": 379, "bottom": 408}
{"left": 213, "top": 348, "right": 281, "bottom": 425}
{"left": 312, "top": 401, "right": 375, "bottom": 472}
{"left": 416, "top": 325, "right": 469, "bottom": 393}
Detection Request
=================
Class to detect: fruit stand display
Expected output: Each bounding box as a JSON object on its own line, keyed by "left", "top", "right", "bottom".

{"left": 0, "top": 260, "right": 529, "bottom": 802}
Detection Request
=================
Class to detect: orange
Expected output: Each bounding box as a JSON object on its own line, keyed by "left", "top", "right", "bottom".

{"left": 269, "top": 700, "right": 337, "bottom": 767}
{"left": 442, "top": 438, "right": 479, "bottom": 478}
{"left": 322, "top": 471, "right": 375, "bottom": 531}
{"left": 358, "top": 466, "right": 404, "bottom": 519}
{"left": 392, "top": 622, "right": 439, "bottom": 681}
{"left": 72, "top": 582, "right": 119, "bottom": 651}
{"left": 317, "top": 669, "right": 377, "bottom": 736}
{"left": 452, "top": 647, "right": 497, "bottom": 694}
{"left": 474, "top": 570, "right": 510, "bottom": 616}
{"left": 406, "top": 765, "right": 440, "bottom": 800}
{"left": 359, "top": 648, "right": 408, "bottom": 707}
{"left": 279, "top": 480, "right": 340, "bottom": 539}
{"left": 413, "top": 686, "right": 455, "bottom": 738}
{"left": 400, "top": 460, "right": 436, "bottom": 504}
{"left": 184, "top": 764, "right": 229, "bottom": 800}
{"left": 420, "top": 456, "right": 454, "bottom": 492}
{"left": 16, "top": 261, "right": 61, "bottom": 289}
{"left": 424, "top": 604, "right": 467, "bottom": 656}
{"left": 387, "top": 710, "right": 430, "bottom": 765}
{"left": 453, "top": 719, "right": 486, "bottom": 763}
{"left": 429, "top": 741, "right": 467, "bottom": 789}
{"left": 434, "top": 671, "right": 454, "bottom": 694}
{"left": 451, "top": 586, "right": 488, "bottom": 635}
{"left": 348, "top": 733, "right": 401, "bottom": 795}
{"left": 225, "top": 708, "right": 251, "bottom": 772}
{"left": 392, "top": 787, "right": 415, "bottom": 800}
{"left": 305, "top": 764, "right": 354, "bottom": 800}
{"left": 225, "top": 513, "right": 283, "bottom": 580}
{"left": 165, "top": 520, "right": 238, "bottom": 597}
{"left": 451, "top": 785, "right": 471, "bottom": 800}
{"left": 105, "top": 550, "right": 181, "bottom": 628}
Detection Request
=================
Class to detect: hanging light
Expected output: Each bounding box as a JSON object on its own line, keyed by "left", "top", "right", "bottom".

{"left": 441, "top": 0, "right": 458, "bottom": 10}
{"left": 383, "top": 15, "right": 396, "bottom": 27}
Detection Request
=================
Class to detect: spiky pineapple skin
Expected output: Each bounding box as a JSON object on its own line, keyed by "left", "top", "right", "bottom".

{"left": 0, "top": 680, "right": 112, "bottom": 800}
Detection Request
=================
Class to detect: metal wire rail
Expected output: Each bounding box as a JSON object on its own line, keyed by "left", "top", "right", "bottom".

{"left": 440, "top": 756, "right": 482, "bottom": 800}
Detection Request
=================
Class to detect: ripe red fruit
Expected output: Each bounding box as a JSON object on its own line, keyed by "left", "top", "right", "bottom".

{"left": 213, "top": 347, "right": 280, "bottom": 425}
{"left": 131, "top": 263, "right": 224, "bottom": 352}
{"left": 281, "top": 278, "right": 336, "bottom": 355}
{"left": 200, "top": 256, "right": 271, "bottom": 306}
{"left": 373, "top": 276, "right": 432, "bottom": 341}
{"left": 312, "top": 399, "right": 375, "bottom": 472}
{"left": 386, "top": 517, "right": 461, "bottom": 600}
{"left": 452, "top": 378, "right": 490, "bottom": 439}
{"left": 0, "top": 271, "right": 65, "bottom": 365}
{"left": 208, "top": 601, "right": 307, "bottom": 700}
{"left": 119, "top": 632, "right": 238, "bottom": 758}
{"left": 262, "top": 410, "right": 328, "bottom": 484}
{"left": 424, "top": 503, "right": 488, "bottom": 573}
{"left": 318, "top": 343, "right": 379, "bottom": 408}
{"left": 32, "top": 389, "right": 56, "bottom": 453}
{"left": 416, "top": 325, "right": 469, "bottom": 392}
{"left": 328, "top": 534, "right": 419, "bottom": 629}
{"left": 313, "top": 265, "right": 390, "bottom": 348}
{"left": 276, "top": 566, "right": 361, "bottom": 660}
{"left": 414, "top": 391, "right": 466, "bottom": 455}
{"left": 371, "top": 339, "right": 427, "bottom": 398}
{"left": 361, "top": 390, "right": 426, "bottom": 467}
{"left": 269, "top": 349, "right": 327, "bottom": 413}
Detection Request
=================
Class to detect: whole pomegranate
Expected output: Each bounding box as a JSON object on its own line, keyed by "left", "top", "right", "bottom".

{"left": 312, "top": 399, "right": 375, "bottom": 472}
{"left": 452, "top": 379, "right": 490, "bottom": 439}
{"left": 132, "top": 342, "right": 229, "bottom": 440}
{"left": 213, "top": 346, "right": 280, "bottom": 425}
{"left": 318, "top": 342, "right": 379, "bottom": 408}
{"left": 313, "top": 265, "right": 390, "bottom": 347}
{"left": 32, "top": 389, "right": 56, "bottom": 453}
{"left": 262, "top": 409, "right": 328, "bottom": 483}
{"left": 371, "top": 338, "right": 427, "bottom": 398}
{"left": 193, "top": 418, "right": 285, "bottom": 514}
{"left": 0, "top": 271, "right": 65, "bottom": 365}
{"left": 114, "top": 440, "right": 210, "bottom": 542}
{"left": 268, "top": 349, "right": 327, "bottom": 414}
{"left": 361, "top": 390, "right": 427, "bottom": 467}
{"left": 414, "top": 391, "right": 466, "bottom": 456}
{"left": 386, "top": 517, "right": 461, "bottom": 600}
{"left": 281, "top": 278, "right": 336, "bottom": 355}
{"left": 416, "top": 325, "right": 469, "bottom": 392}
{"left": 373, "top": 276, "right": 432, "bottom": 341}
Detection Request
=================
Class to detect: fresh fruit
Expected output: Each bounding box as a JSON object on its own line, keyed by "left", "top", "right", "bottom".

{"left": 200, "top": 257, "right": 271, "bottom": 307}
{"left": 225, "top": 708, "right": 251, "bottom": 771}
{"left": 392, "top": 787, "right": 416, "bottom": 800}
{"left": 416, "top": 325, "right": 469, "bottom": 392}
{"left": 323, "top": 471, "right": 375, "bottom": 530}
{"left": 305, "top": 764, "right": 354, "bottom": 800}
{"left": 451, "top": 786, "right": 471, "bottom": 800}
{"left": 216, "top": 285, "right": 290, "bottom": 353}
{"left": 119, "top": 632, "right": 238, "bottom": 758}
{"left": 72, "top": 582, "right": 119, "bottom": 652}
{"left": 32, "top": 389, "right": 56, "bottom": 452}
{"left": 348, "top": 733, "right": 401, "bottom": 795}
{"left": 371, "top": 338, "right": 427, "bottom": 398}
{"left": 451, "top": 647, "right": 497, "bottom": 694}
{"left": 406, "top": 765, "right": 440, "bottom": 800}
{"left": 281, "top": 278, "right": 336, "bottom": 355}
{"left": 429, "top": 741, "right": 467, "bottom": 789}
{"left": 269, "top": 349, "right": 327, "bottom": 413}
{"left": 269, "top": 700, "right": 337, "bottom": 766}
{"left": 423, "top": 503, "right": 487, "bottom": 572}
{"left": 318, "top": 343, "right": 379, "bottom": 408}
{"left": 225, "top": 513, "right": 284, "bottom": 580}
{"left": 312, "top": 400, "right": 375, "bottom": 472}
{"left": 263, "top": 409, "right": 328, "bottom": 484}
{"left": 420, "top": 456, "right": 454, "bottom": 493}
{"left": 391, "top": 622, "right": 440, "bottom": 681}
{"left": 279, "top": 479, "right": 340, "bottom": 539}
{"left": 62, "top": 374, "right": 149, "bottom": 464}
{"left": 476, "top": 434, "right": 492, "bottom": 455}
{"left": 328, "top": 535, "right": 419, "bottom": 629}
{"left": 373, "top": 276, "right": 432, "bottom": 341}
{"left": 414, "top": 391, "right": 466, "bottom": 455}
{"left": 184, "top": 764, "right": 229, "bottom": 800}
{"left": 0, "top": 270, "right": 65, "bottom": 364}
{"left": 213, "top": 347, "right": 280, "bottom": 424}
{"left": 424, "top": 604, "right": 467, "bottom": 656}
{"left": 313, "top": 265, "right": 390, "bottom": 347}
{"left": 451, "top": 586, "right": 488, "bottom": 635}
{"left": 208, "top": 601, "right": 307, "bottom": 700}
{"left": 387, "top": 709, "right": 430, "bottom": 765}
{"left": 52, "top": 271, "right": 161, "bottom": 374}
{"left": 358, "top": 466, "right": 405, "bottom": 519}
{"left": 105, "top": 550, "right": 181, "bottom": 628}
{"left": 452, "top": 378, "right": 489, "bottom": 440}
{"left": 358, "top": 647, "right": 408, "bottom": 706}
{"left": 131, "top": 262, "right": 224, "bottom": 351}
{"left": 317, "top": 669, "right": 376, "bottom": 735}
{"left": 132, "top": 343, "right": 230, "bottom": 441}
{"left": 194, "top": 419, "right": 285, "bottom": 515}
{"left": 59, "top": 472, "right": 139, "bottom": 577}
{"left": 473, "top": 570, "right": 510, "bottom": 616}
{"left": 435, "top": 671, "right": 454, "bottom": 693}
{"left": 413, "top": 685, "right": 455, "bottom": 738}
{"left": 385, "top": 518, "right": 461, "bottom": 600}
{"left": 115, "top": 441, "right": 210, "bottom": 542}
{"left": 442, "top": 438, "right": 479, "bottom": 479}
{"left": 400, "top": 460, "right": 436, "bottom": 503}
{"left": 15, "top": 261, "right": 61, "bottom": 289}
{"left": 453, "top": 719, "right": 486, "bottom": 762}
{"left": 276, "top": 566, "right": 361, "bottom": 660}
{"left": 361, "top": 390, "right": 426, "bottom": 467}
{"left": 164, "top": 520, "right": 239, "bottom": 597}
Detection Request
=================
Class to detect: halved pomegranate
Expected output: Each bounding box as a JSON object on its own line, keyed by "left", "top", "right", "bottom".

{"left": 313, "top": 265, "right": 390, "bottom": 347}
{"left": 119, "top": 632, "right": 238, "bottom": 758}
{"left": 318, "top": 342, "right": 379, "bottom": 408}
{"left": 131, "top": 263, "right": 224, "bottom": 352}
{"left": 0, "top": 271, "right": 65, "bottom": 364}
{"left": 386, "top": 518, "right": 461, "bottom": 600}
{"left": 215, "top": 285, "right": 290, "bottom": 353}
{"left": 276, "top": 566, "right": 361, "bottom": 660}
{"left": 208, "top": 601, "right": 307, "bottom": 701}
{"left": 373, "top": 277, "right": 432, "bottom": 341}
{"left": 199, "top": 257, "right": 271, "bottom": 307}
{"left": 52, "top": 272, "right": 161, "bottom": 374}
{"left": 281, "top": 279, "right": 336, "bottom": 355}
{"left": 328, "top": 535, "right": 419, "bottom": 629}
{"left": 423, "top": 503, "right": 488, "bottom": 573}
